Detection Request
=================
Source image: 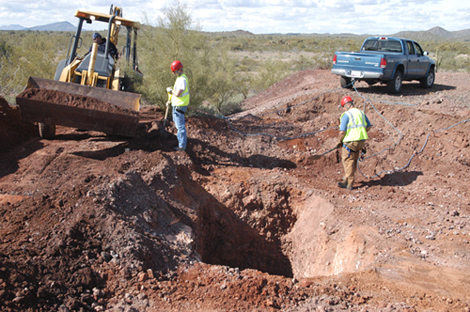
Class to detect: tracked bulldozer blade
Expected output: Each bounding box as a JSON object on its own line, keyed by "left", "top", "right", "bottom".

{"left": 16, "top": 76, "right": 141, "bottom": 137}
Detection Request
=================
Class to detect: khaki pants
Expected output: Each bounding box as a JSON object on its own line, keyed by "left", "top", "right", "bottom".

{"left": 341, "top": 140, "right": 366, "bottom": 186}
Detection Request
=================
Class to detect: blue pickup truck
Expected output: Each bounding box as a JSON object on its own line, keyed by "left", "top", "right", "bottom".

{"left": 331, "top": 36, "right": 435, "bottom": 93}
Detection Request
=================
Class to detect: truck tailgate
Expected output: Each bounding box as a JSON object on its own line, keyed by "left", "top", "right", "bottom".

{"left": 334, "top": 52, "right": 385, "bottom": 78}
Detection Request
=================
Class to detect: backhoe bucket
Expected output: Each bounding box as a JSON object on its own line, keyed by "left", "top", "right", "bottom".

{"left": 16, "top": 76, "right": 141, "bottom": 137}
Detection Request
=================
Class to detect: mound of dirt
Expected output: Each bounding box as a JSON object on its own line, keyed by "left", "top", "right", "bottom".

{"left": 1, "top": 69, "right": 470, "bottom": 312}
{"left": 17, "top": 88, "right": 139, "bottom": 116}
{"left": 0, "top": 97, "right": 37, "bottom": 153}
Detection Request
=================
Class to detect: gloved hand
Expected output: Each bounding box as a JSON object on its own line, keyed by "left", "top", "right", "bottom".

{"left": 359, "top": 148, "right": 366, "bottom": 161}
{"left": 166, "top": 101, "right": 170, "bottom": 107}
{"left": 166, "top": 87, "right": 173, "bottom": 93}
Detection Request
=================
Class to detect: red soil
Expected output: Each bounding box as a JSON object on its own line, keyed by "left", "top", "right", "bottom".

{"left": 1, "top": 69, "right": 469, "bottom": 312}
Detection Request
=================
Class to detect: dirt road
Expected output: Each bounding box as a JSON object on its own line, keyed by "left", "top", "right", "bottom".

{"left": 1, "top": 69, "right": 469, "bottom": 311}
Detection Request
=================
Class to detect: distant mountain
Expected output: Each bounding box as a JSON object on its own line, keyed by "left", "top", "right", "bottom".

{"left": 28, "top": 21, "right": 76, "bottom": 31}
{"left": 451, "top": 28, "right": 470, "bottom": 40}
{"left": 207, "top": 29, "right": 255, "bottom": 36}
{"left": 0, "top": 24, "right": 26, "bottom": 30}
{"left": 2, "top": 22, "right": 470, "bottom": 41}
{"left": 215, "top": 26, "right": 470, "bottom": 41}
{"left": 428, "top": 26, "right": 453, "bottom": 37}
{"left": 0, "top": 21, "right": 75, "bottom": 31}
{"left": 393, "top": 26, "right": 470, "bottom": 41}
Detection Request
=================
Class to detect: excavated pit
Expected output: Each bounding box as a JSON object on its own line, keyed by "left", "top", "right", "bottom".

{"left": 193, "top": 176, "right": 296, "bottom": 277}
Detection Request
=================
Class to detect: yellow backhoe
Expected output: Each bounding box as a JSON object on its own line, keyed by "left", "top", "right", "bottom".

{"left": 16, "top": 5, "right": 142, "bottom": 138}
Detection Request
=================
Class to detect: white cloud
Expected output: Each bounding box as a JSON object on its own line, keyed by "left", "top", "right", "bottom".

{"left": 0, "top": 0, "right": 468, "bottom": 34}
{"left": 220, "top": 0, "right": 260, "bottom": 7}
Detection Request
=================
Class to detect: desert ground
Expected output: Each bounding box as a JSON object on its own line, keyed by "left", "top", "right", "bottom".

{"left": 1, "top": 69, "right": 469, "bottom": 312}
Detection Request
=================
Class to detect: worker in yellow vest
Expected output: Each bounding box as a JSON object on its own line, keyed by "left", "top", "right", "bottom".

{"left": 337, "top": 96, "right": 372, "bottom": 190}
{"left": 167, "top": 60, "right": 190, "bottom": 151}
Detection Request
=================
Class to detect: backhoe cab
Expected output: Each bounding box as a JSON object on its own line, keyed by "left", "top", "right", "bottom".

{"left": 57, "top": 5, "right": 142, "bottom": 91}
{"left": 16, "top": 5, "right": 143, "bottom": 138}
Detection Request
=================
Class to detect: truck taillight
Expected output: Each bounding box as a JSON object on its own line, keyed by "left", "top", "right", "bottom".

{"left": 380, "top": 58, "right": 387, "bottom": 69}
{"left": 333, "top": 54, "right": 337, "bottom": 65}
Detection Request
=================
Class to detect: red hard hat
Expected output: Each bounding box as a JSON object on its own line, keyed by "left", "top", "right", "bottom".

{"left": 341, "top": 96, "right": 353, "bottom": 107}
{"left": 171, "top": 60, "right": 183, "bottom": 72}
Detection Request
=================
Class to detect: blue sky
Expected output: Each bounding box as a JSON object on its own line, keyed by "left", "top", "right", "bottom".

{"left": 0, "top": 0, "right": 468, "bottom": 34}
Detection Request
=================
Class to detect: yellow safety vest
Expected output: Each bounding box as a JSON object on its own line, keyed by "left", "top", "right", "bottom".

{"left": 341, "top": 108, "right": 369, "bottom": 142}
{"left": 172, "top": 73, "right": 190, "bottom": 107}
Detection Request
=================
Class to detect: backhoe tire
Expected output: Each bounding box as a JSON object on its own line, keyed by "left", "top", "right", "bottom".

{"left": 38, "top": 123, "right": 56, "bottom": 139}
{"left": 387, "top": 70, "right": 402, "bottom": 94}
{"left": 420, "top": 67, "right": 435, "bottom": 89}
{"left": 340, "top": 76, "right": 352, "bottom": 88}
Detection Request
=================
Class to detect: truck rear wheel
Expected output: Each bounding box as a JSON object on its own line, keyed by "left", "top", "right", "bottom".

{"left": 420, "top": 67, "right": 435, "bottom": 89}
{"left": 38, "top": 123, "right": 56, "bottom": 139}
{"left": 387, "top": 70, "right": 402, "bottom": 94}
{"left": 340, "top": 76, "right": 352, "bottom": 88}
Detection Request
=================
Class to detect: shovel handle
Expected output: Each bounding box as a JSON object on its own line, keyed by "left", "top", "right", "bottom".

{"left": 164, "top": 92, "right": 172, "bottom": 120}
{"left": 308, "top": 145, "right": 340, "bottom": 161}
{"left": 164, "top": 101, "right": 170, "bottom": 120}
{"left": 320, "top": 145, "right": 340, "bottom": 156}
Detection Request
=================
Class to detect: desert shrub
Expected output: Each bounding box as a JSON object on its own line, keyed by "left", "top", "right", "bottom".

{"left": 229, "top": 38, "right": 251, "bottom": 51}
{"left": 0, "top": 41, "right": 22, "bottom": 103}
{"left": 312, "top": 51, "right": 336, "bottom": 69}
{"left": 289, "top": 51, "right": 334, "bottom": 71}
{"left": 206, "top": 53, "right": 237, "bottom": 113}
{"left": 0, "top": 40, "right": 13, "bottom": 57}
{"left": 233, "top": 72, "right": 253, "bottom": 100}
{"left": 236, "top": 56, "right": 258, "bottom": 72}
{"left": 289, "top": 39, "right": 306, "bottom": 50}
{"left": 251, "top": 58, "right": 290, "bottom": 92}
{"left": 433, "top": 42, "right": 470, "bottom": 72}
{"left": 290, "top": 54, "right": 316, "bottom": 71}
{"left": 0, "top": 31, "right": 69, "bottom": 103}
{"left": 221, "top": 99, "right": 243, "bottom": 116}
{"left": 17, "top": 33, "right": 59, "bottom": 79}
{"left": 138, "top": 1, "right": 245, "bottom": 113}
{"left": 436, "top": 51, "right": 470, "bottom": 72}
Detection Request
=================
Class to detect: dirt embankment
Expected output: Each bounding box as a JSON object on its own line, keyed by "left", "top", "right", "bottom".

{"left": 1, "top": 69, "right": 470, "bottom": 312}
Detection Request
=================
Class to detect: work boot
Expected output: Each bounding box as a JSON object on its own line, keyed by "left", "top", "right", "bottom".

{"left": 338, "top": 182, "right": 353, "bottom": 191}
{"left": 173, "top": 146, "right": 185, "bottom": 151}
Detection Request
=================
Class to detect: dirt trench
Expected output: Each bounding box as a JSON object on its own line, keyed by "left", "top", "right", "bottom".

{"left": 1, "top": 69, "right": 470, "bottom": 312}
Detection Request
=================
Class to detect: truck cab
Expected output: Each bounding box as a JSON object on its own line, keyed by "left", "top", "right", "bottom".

{"left": 332, "top": 37, "right": 435, "bottom": 93}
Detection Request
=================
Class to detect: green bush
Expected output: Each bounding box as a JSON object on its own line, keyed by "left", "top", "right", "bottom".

{"left": 138, "top": 1, "right": 253, "bottom": 114}
{"left": 0, "top": 31, "right": 70, "bottom": 104}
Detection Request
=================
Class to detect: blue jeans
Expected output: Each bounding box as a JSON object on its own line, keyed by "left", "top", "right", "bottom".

{"left": 172, "top": 105, "right": 188, "bottom": 149}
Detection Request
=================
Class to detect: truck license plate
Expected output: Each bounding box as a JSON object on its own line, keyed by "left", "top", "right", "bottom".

{"left": 351, "top": 70, "right": 362, "bottom": 78}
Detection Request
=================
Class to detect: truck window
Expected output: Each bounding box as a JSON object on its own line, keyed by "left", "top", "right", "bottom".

{"left": 387, "top": 41, "right": 402, "bottom": 52}
{"left": 362, "top": 39, "right": 402, "bottom": 52}
{"left": 406, "top": 41, "right": 415, "bottom": 55}
{"left": 413, "top": 42, "right": 423, "bottom": 56}
{"left": 362, "top": 39, "right": 378, "bottom": 51}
